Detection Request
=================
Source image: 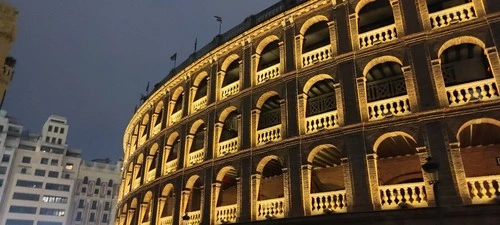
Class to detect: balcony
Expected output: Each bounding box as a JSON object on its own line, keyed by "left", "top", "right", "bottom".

{"left": 164, "top": 159, "right": 178, "bottom": 175}
{"left": 446, "top": 78, "right": 499, "bottom": 107}
{"left": 305, "top": 110, "right": 339, "bottom": 134}
{"left": 186, "top": 210, "right": 202, "bottom": 225}
{"left": 467, "top": 175, "right": 500, "bottom": 204}
{"left": 367, "top": 95, "right": 411, "bottom": 121}
{"left": 257, "top": 64, "right": 280, "bottom": 85}
{"left": 221, "top": 81, "right": 240, "bottom": 100}
{"left": 146, "top": 169, "right": 156, "bottom": 183}
{"left": 256, "top": 197, "right": 285, "bottom": 220}
{"left": 192, "top": 96, "right": 208, "bottom": 113}
{"left": 310, "top": 190, "right": 347, "bottom": 215}
{"left": 256, "top": 124, "right": 282, "bottom": 146}
{"left": 379, "top": 182, "right": 428, "bottom": 210}
{"left": 215, "top": 204, "right": 238, "bottom": 225}
{"left": 133, "top": 178, "right": 141, "bottom": 190}
{"left": 429, "top": 2, "right": 477, "bottom": 29}
{"left": 171, "top": 110, "right": 182, "bottom": 124}
{"left": 188, "top": 149, "right": 205, "bottom": 166}
{"left": 158, "top": 216, "right": 173, "bottom": 225}
{"left": 153, "top": 124, "right": 161, "bottom": 136}
{"left": 302, "top": 45, "right": 332, "bottom": 68}
{"left": 359, "top": 24, "right": 397, "bottom": 49}
{"left": 218, "top": 137, "right": 238, "bottom": 157}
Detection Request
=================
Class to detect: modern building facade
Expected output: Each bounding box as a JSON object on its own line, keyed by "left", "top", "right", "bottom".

{"left": 118, "top": 0, "right": 500, "bottom": 225}
{"left": 0, "top": 2, "right": 17, "bottom": 108}
{"left": 0, "top": 110, "right": 21, "bottom": 204}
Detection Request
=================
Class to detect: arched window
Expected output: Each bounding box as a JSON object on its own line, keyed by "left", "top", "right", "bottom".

{"left": 192, "top": 73, "right": 209, "bottom": 113}
{"left": 217, "top": 111, "right": 239, "bottom": 157}
{"left": 183, "top": 176, "right": 203, "bottom": 224}
{"left": 220, "top": 57, "right": 240, "bottom": 99}
{"left": 131, "top": 125, "right": 139, "bottom": 152}
{"left": 427, "top": 0, "right": 477, "bottom": 29}
{"left": 256, "top": 37, "right": 281, "bottom": 85}
{"left": 151, "top": 101, "right": 164, "bottom": 136}
{"left": 257, "top": 94, "right": 282, "bottom": 146}
{"left": 139, "top": 115, "right": 150, "bottom": 146}
{"left": 304, "top": 77, "right": 338, "bottom": 133}
{"left": 170, "top": 87, "right": 184, "bottom": 125}
{"left": 214, "top": 167, "right": 239, "bottom": 224}
{"left": 140, "top": 192, "right": 154, "bottom": 224}
{"left": 157, "top": 184, "right": 175, "bottom": 224}
{"left": 96, "top": 178, "right": 101, "bottom": 186}
{"left": 164, "top": 133, "right": 180, "bottom": 175}
{"left": 109, "top": 179, "right": 114, "bottom": 187}
{"left": 357, "top": 0, "right": 397, "bottom": 48}
{"left": 301, "top": 19, "right": 332, "bottom": 67}
{"left": 83, "top": 176, "right": 89, "bottom": 184}
{"left": 254, "top": 156, "right": 286, "bottom": 220}
{"left": 187, "top": 121, "right": 206, "bottom": 167}
{"left": 145, "top": 144, "right": 159, "bottom": 183}
{"left": 132, "top": 154, "right": 144, "bottom": 190}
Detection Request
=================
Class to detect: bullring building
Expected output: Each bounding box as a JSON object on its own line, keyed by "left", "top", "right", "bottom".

{"left": 117, "top": 0, "right": 500, "bottom": 225}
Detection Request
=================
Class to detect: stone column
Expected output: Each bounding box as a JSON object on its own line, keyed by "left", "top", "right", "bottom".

{"left": 416, "top": 0, "right": 431, "bottom": 30}
{"left": 279, "top": 41, "right": 285, "bottom": 75}
{"left": 402, "top": 66, "right": 419, "bottom": 112}
{"left": 157, "top": 197, "right": 167, "bottom": 223}
{"left": 242, "top": 40, "right": 253, "bottom": 89}
{"left": 472, "top": 0, "right": 486, "bottom": 17}
{"left": 416, "top": 147, "right": 435, "bottom": 206}
{"left": 120, "top": 214, "right": 126, "bottom": 225}
{"left": 334, "top": 83, "right": 344, "bottom": 127}
{"left": 162, "top": 146, "right": 172, "bottom": 175}
{"left": 236, "top": 115, "right": 242, "bottom": 152}
{"left": 180, "top": 190, "right": 191, "bottom": 214}
{"left": 297, "top": 93, "right": 307, "bottom": 135}
{"left": 448, "top": 142, "right": 472, "bottom": 204}
{"left": 251, "top": 54, "right": 260, "bottom": 86}
{"left": 282, "top": 168, "right": 290, "bottom": 217}
{"left": 184, "top": 134, "right": 194, "bottom": 167}
{"left": 295, "top": 34, "right": 304, "bottom": 70}
{"left": 189, "top": 86, "right": 198, "bottom": 114}
{"left": 279, "top": 99, "right": 287, "bottom": 139}
{"left": 366, "top": 153, "right": 381, "bottom": 210}
{"left": 151, "top": 113, "right": 159, "bottom": 136}
{"left": 356, "top": 77, "right": 369, "bottom": 122}
{"left": 430, "top": 59, "right": 449, "bottom": 107}
{"left": 168, "top": 100, "right": 176, "bottom": 126}
{"left": 341, "top": 157, "right": 354, "bottom": 212}
{"left": 251, "top": 109, "right": 260, "bottom": 147}
{"left": 127, "top": 209, "right": 135, "bottom": 225}
{"left": 213, "top": 122, "right": 223, "bottom": 158}
{"left": 140, "top": 203, "right": 148, "bottom": 224}
{"left": 250, "top": 174, "right": 261, "bottom": 221}
{"left": 486, "top": 47, "right": 500, "bottom": 90}
{"left": 211, "top": 182, "right": 222, "bottom": 225}
{"left": 183, "top": 78, "right": 191, "bottom": 118}
{"left": 348, "top": 14, "right": 359, "bottom": 50}
{"left": 216, "top": 71, "right": 224, "bottom": 101}
{"left": 206, "top": 76, "right": 212, "bottom": 106}
{"left": 300, "top": 165, "right": 312, "bottom": 215}
{"left": 390, "top": 0, "right": 405, "bottom": 37}
{"left": 327, "top": 21, "right": 338, "bottom": 56}
{"left": 145, "top": 156, "right": 153, "bottom": 180}
{"left": 236, "top": 177, "right": 242, "bottom": 222}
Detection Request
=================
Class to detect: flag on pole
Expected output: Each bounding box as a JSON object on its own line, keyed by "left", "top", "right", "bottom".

{"left": 214, "top": 16, "right": 222, "bottom": 22}
{"left": 194, "top": 38, "right": 198, "bottom": 52}
{"left": 170, "top": 53, "right": 177, "bottom": 61}
{"left": 146, "top": 81, "right": 150, "bottom": 93}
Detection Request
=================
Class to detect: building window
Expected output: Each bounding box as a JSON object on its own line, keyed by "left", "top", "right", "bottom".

{"left": 9, "top": 205, "right": 37, "bottom": 214}
{"left": 37, "top": 222, "right": 63, "bottom": 225}
{"left": 54, "top": 127, "right": 59, "bottom": 133}
{"left": 22, "top": 156, "right": 31, "bottom": 163}
{"left": 6, "top": 219, "right": 33, "bottom": 225}
{"left": 102, "top": 214, "right": 108, "bottom": 223}
{"left": 107, "top": 190, "right": 112, "bottom": 196}
{"left": 0, "top": 166, "right": 7, "bottom": 175}
{"left": 48, "top": 125, "right": 53, "bottom": 132}
{"left": 78, "top": 200, "right": 85, "bottom": 208}
{"left": 104, "top": 202, "right": 110, "bottom": 211}
{"left": 48, "top": 171, "right": 59, "bottom": 178}
{"left": 89, "top": 212, "right": 96, "bottom": 222}
{"left": 83, "top": 176, "right": 88, "bottom": 184}
{"left": 81, "top": 187, "right": 87, "bottom": 193}
{"left": 45, "top": 183, "right": 70, "bottom": 192}
{"left": 50, "top": 159, "right": 58, "bottom": 166}
{"left": 64, "top": 174, "right": 70, "bottom": 179}
{"left": 16, "top": 180, "right": 43, "bottom": 188}
{"left": 91, "top": 201, "right": 97, "bottom": 209}
{"left": 34, "top": 169, "right": 46, "bottom": 177}
{"left": 60, "top": 128, "right": 65, "bottom": 134}
{"left": 65, "top": 163, "right": 73, "bottom": 170}
{"left": 13, "top": 192, "right": 40, "bottom": 201}
{"left": 51, "top": 137, "right": 56, "bottom": 144}
{"left": 0, "top": 179, "right": 3, "bottom": 187}
{"left": 21, "top": 168, "right": 27, "bottom": 174}
{"left": 1, "top": 154, "right": 10, "bottom": 162}
{"left": 94, "top": 189, "right": 99, "bottom": 195}
{"left": 39, "top": 208, "right": 65, "bottom": 216}
{"left": 41, "top": 158, "right": 49, "bottom": 165}
{"left": 42, "top": 195, "right": 68, "bottom": 204}
{"left": 96, "top": 178, "right": 101, "bottom": 185}
{"left": 76, "top": 212, "right": 82, "bottom": 221}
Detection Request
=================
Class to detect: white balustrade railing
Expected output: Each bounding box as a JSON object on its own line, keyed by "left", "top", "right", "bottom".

{"left": 221, "top": 81, "right": 240, "bottom": 99}
{"left": 305, "top": 110, "right": 339, "bottom": 134}
{"left": 310, "top": 190, "right": 347, "bottom": 215}
{"left": 139, "top": 135, "right": 147, "bottom": 146}
{"left": 188, "top": 149, "right": 205, "bottom": 166}
{"left": 429, "top": 2, "right": 477, "bottom": 29}
{"left": 257, "top": 64, "right": 280, "bottom": 85}
{"left": 302, "top": 45, "right": 332, "bottom": 68}
{"left": 192, "top": 96, "right": 208, "bottom": 112}
{"left": 379, "top": 182, "right": 428, "bottom": 210}
{"left": 367, "top": 95, "right": 411, "bottom": 121}
{"left": 158, "top": 216, "right": 173, "bottom": 225}
{"left": 215, "top": 204, "right": 238, "bottom": 224}
{"left": 146, "top": 169, "right": 156, "bottom": 183}
{"left": 153, "top": 124, "right": 161, "bottom": 135}
{"left": 186, "top": 210, "right": 202, "bottom": 225}
{"left": 256, "top": 197, "right": 285, "bottom": 220}
{"left": 257, "top": 124, "right": 282, "bottom": 146}
{"left": 164, "top": 159, "right": 178, "bottom": 175}
{"left": 467, "top": 175, "right": 500, "bottom": 204}
{"left": 218, "top": 137, "right": 238, "bottom": 157}
{"left": 170, "top": 110, "right": 182, "bottom": 124}
{"left": 359, "top": 24, "right": 397, "bottom": 49}
{"left": 446, "top": 78, "right": 499, "bottom": 107}
{"left": 133, "top": 178, "right": 141, "bottom": 190}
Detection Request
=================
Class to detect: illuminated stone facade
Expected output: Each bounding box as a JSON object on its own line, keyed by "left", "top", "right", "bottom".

{"left": 117, "top": 0, "right": 500, "bottom": 225}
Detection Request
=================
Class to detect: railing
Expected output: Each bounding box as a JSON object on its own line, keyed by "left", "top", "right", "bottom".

{"left": 429, "top": 2, "right": 477, "bottom": 29}
{"left": 146, "top": 169, "right": 156, "bottom": 183}
{"left": 139, "top": 135, "right": 147, "bottom": 146}
{"left": 302, "top": 45, "right": 332, "bottom": 68}
{"left": 367, "top": 95, "right": 411, "bottom": 121}
{"left": 153, "top": 124, "right": 161, "bottom": 135}
{"left": 188, "top": 149, "right": 205, "bottom": 166}
{"left": 446, "top": 78, "right": 499, "bottom": 107}
{"left": 192, "top": 96, "right": 208, "bottom": 112}
{"left": 170, "top": 110, "right": 182, "bottom": 124}
{"left": 359, "top": 24, "right": 397, "bottom": 49}
{"left": 164, "top": 159, "right": 178, "bottom": 175}
{"left": 186, "top": 210, "right": 202, "bottom": 225}
{"left": 256, "top": 197, "right": 285, "bottom": 220}
{"left": 257, "top": 64, "right": 280, "bottom": 85}
{"left": 133, "top": 178, "right": 141, "bottom": 190}
{"left": 310, "top": 190, "right": 347, "bottom": 215}
{"left": 218, "top": 137, "right": 238, "bottom": 157}
{"left": 305, "top": 110, "right": 339, "bottom": 134}
{"left": 467, "top": 175, "right": 500, "bottom": 204}
{"left": 379, "top": 182, "right": 428, "bottom": 210}
{"left": 215, "top": 204, "right": 238, "bottom": 224}
{"left": 158, "top": 216, "right": 173, "bottom": 225}
{"left": 256, "top": 124, "right": 282, "bottom": 146}
{"left": 221, "top": 81, "right": 240, "bottom": 99}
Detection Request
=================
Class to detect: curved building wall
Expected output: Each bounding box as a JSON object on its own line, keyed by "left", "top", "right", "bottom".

{"left": 117, "top": 0, "right": 500, "bottom": 225}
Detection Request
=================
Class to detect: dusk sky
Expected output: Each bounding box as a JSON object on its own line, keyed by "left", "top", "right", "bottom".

{"left": 5, "top": 0, "right": 279, "bottom": 161}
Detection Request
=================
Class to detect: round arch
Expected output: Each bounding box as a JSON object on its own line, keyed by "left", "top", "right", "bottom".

{"left": 161, "top": 183, "right": 174, "bottom": 197}
{"left": 155, "top": 101, "right": 164, "bottom": 113}
{"left": 303, "top": 74, "right": 335, "bottom": 94}
{"left": 185, "top": 175, "right": 201, "bottom": 190}
{"left": 149, "top": 143, "right": 159, "bottom": 155}
{"left": 355, "top": 0, "right": 377, "bottom": 14}
{"left": 218, "top": 106, "right": 238, "bottom": 122}
{"left": 362, "top": 55, "right": 404, "bottom": 77}
{"left": 141, "top": 115, "right": 150, "bottom": 125}
{"left": 456, "top": 118, "right": 500, "bottom": 141}
{"left": 300, "top": 15, "right": 329, "bottom": 35}
{"left": 136, "top": 153, "right": 145, "bottom": 164}
{"left": 221, "top": 54, "right": 240, "bottom": 72}
{"left": 373, "top": 131, "right": 417, "bottom": 153}
{"left": 438, "top": 36, "right": 487, "bottom": 58}
{"left": 171, "top": 86, "right": 184, "bottom": 101}
{"left": 256, "top": 35, "right": 280, "bottom": 55}
{"left": 189, "top": 119, "right": 206, "bottom": 134}
{"left": 307, "top": 144, "right": 339, "bottom": 164}
{"left": 256, "top": 155, "right": 282, "bottom": 174}
{"left": 256, "top": 91, "right": 280, "bottom": 109}
{"left": 216, "top": 166, "right": 237, "bottom": 182}
{"left": 166, "top": 132, "right": 180, "bottom": 146}
{"left": 143, "top": 191, "right": 154, "bottom": 203}
{"left": 130, "top": 198, "right": 138, "bottom": 209}
{"left": 193, "top": 71, "right": 209, "bottom": 87}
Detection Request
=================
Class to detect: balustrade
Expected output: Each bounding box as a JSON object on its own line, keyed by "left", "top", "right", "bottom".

{"left": 256, "top": 124, "right": 282, "bottom": 146}
{"left": 171, "top": 110, "right": 182, "bottom": 124}
{"left": 446, "top": 78, "right": 499, "bottom": 107}
{"left": 429, "top": 2, "right": 477, "bottom": 29}
{"left": 221, "top": 81, "right": 240, "bottom": 99}
{"left": 164, "top": 159, "right": 178, "bottom": 175}
{"left": 218, "top": 137, "right": 238, "bottom": 157}
{"left": 188, "top": 149, "right": 205, "bottom": 166}
{"left": 310, "top": 190, "right": 347, "bottom": 215}
{"left": 192, "top": 96, "right": 208, "bottom": 112}
{"left": 367, "top": 95, "right": 411, "bottom": 121}
{"left": 186, "top": 210, "right": 202, "bottom": 225}
{"left": 358, "top": 24, "right": 397, "bottom": 49}
{"left": 256, "top": 197, "right": 285, "bottom": 220}
{"left": 467, "top": 175, "right": 500, "bottom": 204}
{"left": 158, "top": 216, "right": 173, "bottom": 225}
{"left": 257, "top": 64, "right": 280, "bottom": 85}
{"left": 302, "top": 45, "right": 332, "bottom": 68}
{"left": 305, "top": 110, "right": 339, "bottom": 134}
{"left": 215, "top": 204, "right": 238, "bottom": 224}
{"left": 146, "top": 169, "right": 156, "bottom": 183}
{"left": 153, "top": 124, "right": 161, "bottom": 136}
{"left": 379, "top": 182, "right": 428, "bottom": 210}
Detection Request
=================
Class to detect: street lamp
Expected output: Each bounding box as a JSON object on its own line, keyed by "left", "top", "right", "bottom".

{"left": 182, "top": 212, "right": 190, "bottom": 225}
{"left": 421, "top": 157, "right": 440, "bottom": 208}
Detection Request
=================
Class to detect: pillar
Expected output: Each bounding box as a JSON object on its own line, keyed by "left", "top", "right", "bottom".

{"left": 279, "top": 99, "right": 287, "bottom": 139}
{"left": 402, "top": 66, "right": 419, "bottom": 112}
{"left": 282, "top": 167, "right": 291, "bottom": 217}
{"left": 300, "top": 165, "right": 312, "bottom": 215}
{"left": 327, "top": 21, "right": 338, "bottom": 56}
{"left": 348, "top": 13, "right": 359, "bottom": 50}
{"left": 213, "top": 122, "right": 224, "bottom": 158}
{"left": 486, "top": 47, "right": 500, "bottom": 90}
{"left": 416, "top": 147, "right": 435, "bottom": 206}
{"left": 448, "top": 142, "right": 472, "bottom": 204}
{"left": 341, "top": 157, "right": 354, "bottom": 212}
{"left": 390, "top": 0, "right": 405, "bottom": 38}
{"left": 334, "top": 83, "right": 345, "bottom": 126}
{"left": 430, "top": 59, "right": 449, "bottom": 107}
{"left": 366, "top": 153, "right": 381, "bottom": 210}
{"left": 356, "top": 77, "right": 369, "bottom": 122}
{"left": 250, "top": 174, "right": 261, "bottom": 221}
{"left": 279, "top": 41, "right": 285, "bottom": 76}
{"left": 297, "top": 93, "right": 307, "bottom": 135}
{"left": 210, "top": 182, "right": 222, "bottom": 225}
{"left": 295, "top": 34, "right": 304, "bottom": 70}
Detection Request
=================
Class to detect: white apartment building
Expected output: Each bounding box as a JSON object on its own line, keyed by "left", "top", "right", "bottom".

{"left": 71, "top": 159, "right": 122, "bottom": 225}
{"left": 0, "top": 110, "right": 21, "bottom": 204}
